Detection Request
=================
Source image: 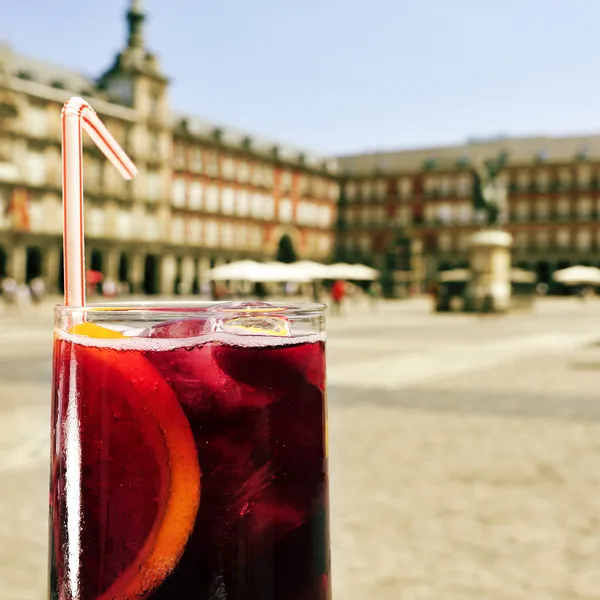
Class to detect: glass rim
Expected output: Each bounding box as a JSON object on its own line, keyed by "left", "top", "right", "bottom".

{"left": 54, "top": 300, "right": 327, "bottom": 319}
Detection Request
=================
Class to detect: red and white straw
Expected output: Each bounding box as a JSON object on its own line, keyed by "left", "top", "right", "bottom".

{"left": 61, "top": 97, "right": 137, "bottom": 306}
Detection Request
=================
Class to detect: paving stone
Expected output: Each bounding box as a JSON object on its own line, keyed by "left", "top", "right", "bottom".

{"left": 2, "top": 297, "right": 600, "bottom": 599}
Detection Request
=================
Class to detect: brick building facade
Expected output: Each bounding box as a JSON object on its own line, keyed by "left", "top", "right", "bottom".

{"left": 336, "top": 136, "right": 600, "bottom": 293}
{"left": 1, "top": 1, "right": 599, "bottom": 297}
{"left": 0, "top": 1, "right": 338, "bottom": 295}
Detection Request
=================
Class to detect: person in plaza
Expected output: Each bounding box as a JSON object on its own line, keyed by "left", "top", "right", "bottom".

{"left": 118, "top": 280, "right": 131, "bottom": 295}
{"left": 254, "top": 281, "right": 267, "bottom": 300}
{"left": 427, "top": 281, "right": 439, "bottom": 310}
{"left": 16, "top": 282, "right": 31, "bottom": 311}
{"left": 85, "top": 270, "right": 103, "bottom": 298}
{"left": 29, "top": 277, "right": 46, "bottom": 305}
{"left": 312, "top": 280, "right": 323, "bottom": 303}
{"left": 368, "top": 280, "right": 382, "bottom": 311}
{"left": 211, "top": 281, "right": 228, "bottom": 301}
{"left": 347, "top": 282, "right": 363, "bottom": 306}
{"left": 1, "top": 276, "right": 18, "bottom": 311}
{"left": 480, "top": 287, "right": 495, "bottom": 315}
{"left": 101, "top": 278, "right": 118, "bottom": 298}
{"left": 200, "top": 279, "right": 211, "bottom": 298}
{"left": 330, "top": 279, "right": 346, "bottom": 315}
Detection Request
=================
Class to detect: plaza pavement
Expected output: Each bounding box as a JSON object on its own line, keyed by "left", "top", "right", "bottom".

{"left": 2, "top": 297, "right": 600, "bottom": 599}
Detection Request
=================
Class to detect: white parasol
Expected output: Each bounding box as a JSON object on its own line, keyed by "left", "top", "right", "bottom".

{"left": 207, "top": 260, "right": 310, "bottom": 283}
{"left": 553, "top": 265, "right": 600, "bottom": 285}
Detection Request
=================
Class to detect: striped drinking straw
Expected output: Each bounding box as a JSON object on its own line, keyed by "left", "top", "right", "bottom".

{"left": 61, "top": 97, "right": 137, "bottom": 307}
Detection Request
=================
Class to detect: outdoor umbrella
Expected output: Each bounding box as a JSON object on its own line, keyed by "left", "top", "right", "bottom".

{"left": 207, "top": 260, "right": 309, "bottom": 283}
{"left": 288, "top": 261, "right": 332, "bottom": 280}
{"left": 325, "top": 263, "right": 379, "bottom": 281}
{"left": 553, "top": 265, "right": 600, "bottom": 285}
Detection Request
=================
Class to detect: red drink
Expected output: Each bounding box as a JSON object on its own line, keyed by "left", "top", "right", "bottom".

{"left": 50, "top": 304, "right": 330, "bottom": 600}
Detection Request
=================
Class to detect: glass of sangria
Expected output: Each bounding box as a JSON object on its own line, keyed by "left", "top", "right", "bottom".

{"left": 49, "top": 301, "right": 330, "bottom": 600}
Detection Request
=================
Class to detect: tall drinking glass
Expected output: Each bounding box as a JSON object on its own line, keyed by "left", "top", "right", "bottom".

{"left": 49, "top": 302, "right": 330, "bottom": 600}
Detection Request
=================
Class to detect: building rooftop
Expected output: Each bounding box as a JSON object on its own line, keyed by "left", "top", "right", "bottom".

{"left": 172, "top": 112, "right": 338, "bottom": 171}
{"left": 337, "top": 134, "right": 600, "bottom": 176}
{"left": 0, "top": 41, "right": 338, "bottom": 172}
{"left": 4, "top": 33, "right": 597, "bottom": 178}
{"left": 0, "top": 42, "right": 95, "bottom": 95}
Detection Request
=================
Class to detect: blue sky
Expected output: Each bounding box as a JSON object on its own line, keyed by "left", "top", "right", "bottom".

{"left": 3, "top": 0, "right": 600, "bottom": 154}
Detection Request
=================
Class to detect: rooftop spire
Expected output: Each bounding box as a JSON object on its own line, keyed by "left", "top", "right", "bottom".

{"left": 126, "top": 0, "right": 146, "bottom": 49}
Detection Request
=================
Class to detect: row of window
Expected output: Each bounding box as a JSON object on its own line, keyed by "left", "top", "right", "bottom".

{"left": 24, "top": 148, "right": 140, "bottom": 196}
{"left": 172, "top": 220, "right": 330, "bottom": 256}
{"left": 342, "top": 227, "right": 600, "bottom": 257}
{"left": 345, "top": 165, "right": 600, "bottom": 203}
{"left": 422, "top": 203, "right": 473, "bottom": 225}
{"left": 512, "top": 228, "right": 597, "bottom": 250}
{"left": 88, "top": 207, "right": 266, "bottom": 249}
{"left": 171, "top": 179, "right": 333, "bottom": 227}
{"left": 170, "top": 219, "right": 265, "bottom": 249}
{"left": 345, "top": 176, "right": 472, "bottom": 201}
{"left": 510, "top": 197, "right": 600, "bottom": 219}
{"left": 90, "top": 209, "right": 332, "bottom": 255}
{"left": 346, "top": 179, "right": 405, "bottom": 200}
{"left": 0, "top": 192, "right": 62, "bottom": 234}
{"left": 344, "top": 199, "right": 600, "bottom": 229}
{"left": 5, "top": 192, "right": 333, "bottom": 254}
{"left": 174, "top": 144, "right": 338, "bottom": 199}
{"left": 509, "top": 165, "right": 599, "bottom": 190}
{"left": 0, "top": 191, "right": 333, "bottom": 240}
{"left": 23, "top": 102, "right": 134, "bottom": 147}
{"left": 343, "top": 235, "right": 375, "bottom": 254}
{"left": 345, "top": 205, "right": 388, "bottom": 225}
{"left": 20, "top": 103, "right": 338, "bottom": 199}
{"left": 19, "top": 100, "right": 600, "bottom": 200}
{"left": 22, "top": 146, "right": 338, "bottom": 221}
{"left": 435, "top": 229, "right": 599, "bottom": 252}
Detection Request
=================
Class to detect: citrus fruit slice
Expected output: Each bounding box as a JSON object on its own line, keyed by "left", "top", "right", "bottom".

{"left": 66, "top": 324, "right": 201, "bottom": 599}
{"left": 71, "top": 322, "right": 125, "bottom": 339}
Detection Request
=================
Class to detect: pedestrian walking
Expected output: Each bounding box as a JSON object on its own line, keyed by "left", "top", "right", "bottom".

{"left": 102, "top": 278, "right": 118, "bottom": 298}
{"left": 368, "top": 281, "right": 382, "bottom": 312}
{"left": 330, "top": 279, "right": 346, "bottom": 315}
{"left": 1, "top": 276, "right": 18, "bottom": 312}
{"left": 29, "top": 277, "right": 46, "bottom": 305}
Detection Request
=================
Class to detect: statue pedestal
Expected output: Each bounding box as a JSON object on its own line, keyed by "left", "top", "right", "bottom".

{"left": 467, "top": 230, "right": 512, "bottom": 313}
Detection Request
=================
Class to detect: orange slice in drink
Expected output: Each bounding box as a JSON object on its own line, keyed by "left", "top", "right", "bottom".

{"left": 67, "top": 323, "right": 201, "bottom": 599}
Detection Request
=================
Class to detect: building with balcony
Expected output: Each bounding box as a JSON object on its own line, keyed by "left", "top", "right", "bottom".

{"left": 336, "top": 135, "right": 600, "bottom": 293}
{"left": 0, "top": 1, "right": 338, "bottom": 295}
{"left": 2, "top": 1, "right": 600, "bottom": 298}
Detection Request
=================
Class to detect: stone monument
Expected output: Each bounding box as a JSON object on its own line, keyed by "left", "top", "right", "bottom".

{"left": 467, "top": 152, "right": 513, "bottom": 312}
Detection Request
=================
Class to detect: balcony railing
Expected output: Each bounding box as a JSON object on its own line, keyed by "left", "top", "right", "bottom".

{"left": 412, "top": 218, "right": 482, "bottom": 228}
{"left": 347, "top": 194, "right": 388, "bottom": 204}
{"left": 512, "top": 245, "right": 600, "bottom": 254}
{"left": 508, "top": 213, "right": 600, "bottom": 224}
{"left": 345, "top": 220, "right": 391, "bottom": 229}
{"left": 406, "top": 214, "right": 600, "bottom": 228}
{"left": 421, "top": 244, "right": 600, "bottom": 257}
{"left": 509, "top": 181, "right": 600, "bottom": 195}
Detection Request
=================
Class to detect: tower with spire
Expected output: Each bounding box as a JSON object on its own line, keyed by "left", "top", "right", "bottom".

{"left": 96, "top": 0, "right": 173, "bottom": 289}
{"left": 127, "top": 0, "right": 146, "bottom": 49}
{"left": 97, "top": 0, "right": 168, "bottom": 109}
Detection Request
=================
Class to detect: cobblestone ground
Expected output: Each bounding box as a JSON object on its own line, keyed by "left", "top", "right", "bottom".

{"left": 3, "top": 297, "right": 600, "bottom": 599}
